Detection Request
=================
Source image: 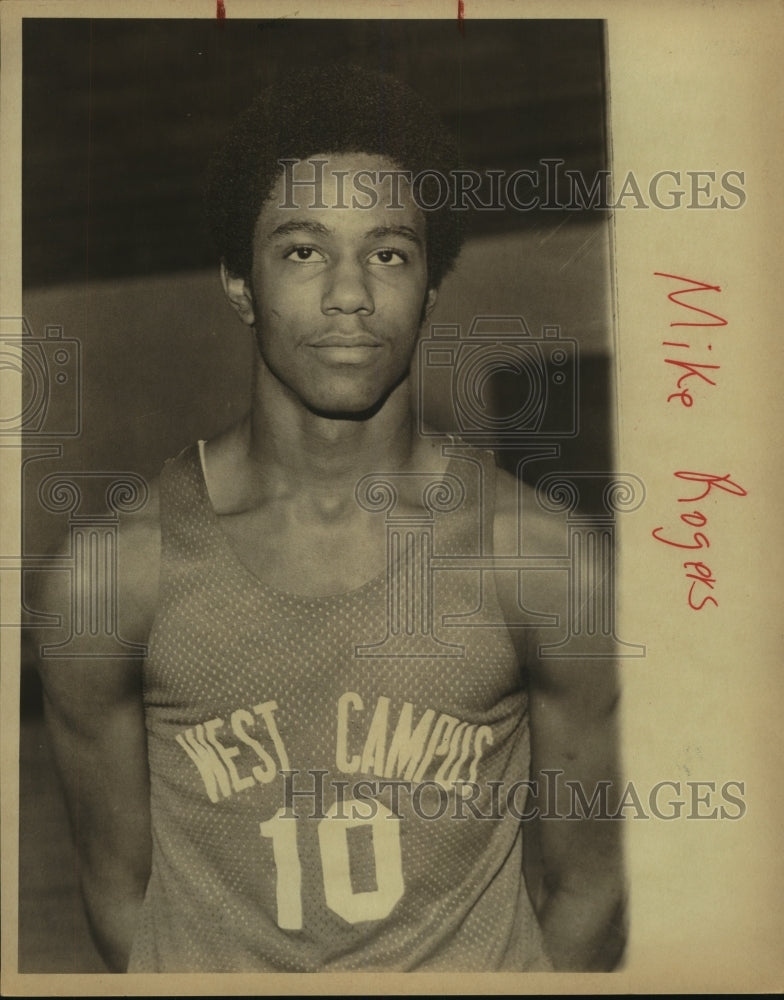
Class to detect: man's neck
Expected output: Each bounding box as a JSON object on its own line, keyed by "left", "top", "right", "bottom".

{"left": 241, "top": 362, "right": 418, "bottom": 500}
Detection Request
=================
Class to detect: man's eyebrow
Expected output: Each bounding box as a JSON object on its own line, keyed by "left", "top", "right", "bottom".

{"left": 263, "top": 220, "right": 423, "bottom": 247}
{"left": 265, "top": 220, "right": 331, "bottom": 241}
{"left": 364, "top": 225, "right": 422, "bottom": 247}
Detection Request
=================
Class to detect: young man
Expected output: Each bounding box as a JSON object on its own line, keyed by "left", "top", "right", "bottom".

{"left": 36, "top": 67, "right": 625, "bottom": 973}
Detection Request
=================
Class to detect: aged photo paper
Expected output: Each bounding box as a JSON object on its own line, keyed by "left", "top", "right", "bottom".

{"left": 1, "top": 0, "right": 782, "bottom": 995}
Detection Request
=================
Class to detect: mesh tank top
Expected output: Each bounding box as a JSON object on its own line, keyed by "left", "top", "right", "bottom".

{"left": 128, "top": 442, "right": 551, "bottom": 972}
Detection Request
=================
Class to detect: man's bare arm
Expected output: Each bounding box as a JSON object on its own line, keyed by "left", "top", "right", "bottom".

{"left": 494, "top": 470, "right": 626, "bottom": 970}
{"left": 525, "top": 651, "right": 625, "bottom": 970}
{"left": 32, "top": 491, "right": 160, "bottom": 971}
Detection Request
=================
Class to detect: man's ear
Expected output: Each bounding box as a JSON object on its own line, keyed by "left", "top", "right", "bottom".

{"left": 424, "top": 287, "right": 438, "bottom": 319}
{"left": 220, "top": 263, "right": 256, "bottom": 326}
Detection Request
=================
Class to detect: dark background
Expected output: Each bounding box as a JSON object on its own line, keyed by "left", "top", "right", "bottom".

{"left": 19, "top": 17, "right": 613, "bottom": 972}
{"left": 23, "top": 18, "right": 607, "bottom": 286}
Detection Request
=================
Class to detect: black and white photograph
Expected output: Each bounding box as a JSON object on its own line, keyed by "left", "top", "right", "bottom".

{"left": 1, "top": 0, "right": 781, "bottom": 994}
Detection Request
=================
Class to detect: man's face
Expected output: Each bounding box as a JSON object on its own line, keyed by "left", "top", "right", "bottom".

{"left": 245, "top": 153, "right": 436, "bottom": 417}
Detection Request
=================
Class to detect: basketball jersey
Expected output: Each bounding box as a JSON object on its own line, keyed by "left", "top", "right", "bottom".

{"left": 127, "top": 442, "right": 551, "bottom": 972}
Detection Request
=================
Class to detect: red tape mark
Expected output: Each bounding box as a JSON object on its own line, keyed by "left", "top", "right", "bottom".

{"left": 217, "top": 0, "right": 226, "bottom": 21}
{"left": 457, "top": 0, "right": 465, "bottom": 36}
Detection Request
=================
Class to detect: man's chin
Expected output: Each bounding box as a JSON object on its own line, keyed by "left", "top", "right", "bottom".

{"left": 304, "top": 394, "right": 390, "bottom": 422}
{"left": 303, "top": 370, "right": 411, "bottom": 422}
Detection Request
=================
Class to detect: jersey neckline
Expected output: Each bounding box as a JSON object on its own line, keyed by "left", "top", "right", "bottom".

{"left": 187, "top": 437, "right": 468, "bottom": 608}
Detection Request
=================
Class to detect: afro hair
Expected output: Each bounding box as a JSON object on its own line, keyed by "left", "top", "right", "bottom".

{"left": 205, "top": 65, "right": 467, "bottom": 290}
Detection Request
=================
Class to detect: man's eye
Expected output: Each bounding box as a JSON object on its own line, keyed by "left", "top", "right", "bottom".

{"left": 369, "top": 248, "right": 406, "bottom": 266}
{"left": 285, "top": 246, "right": 325, "bottom": 262}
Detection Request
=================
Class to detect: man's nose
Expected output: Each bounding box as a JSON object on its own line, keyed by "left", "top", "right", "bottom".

{"left": 321, "top": 260, "right": 374, "bottom": 315}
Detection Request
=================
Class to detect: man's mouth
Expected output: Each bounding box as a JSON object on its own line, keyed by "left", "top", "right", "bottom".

{"left": 310, "top": 333, "right": 382, "bottom": 348}
{"left": 308, "top": 332, "right": 384, "bottom": 365}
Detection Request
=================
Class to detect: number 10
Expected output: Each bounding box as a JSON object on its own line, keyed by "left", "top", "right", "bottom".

{"left": 259, "top": 799, "right": 404, "bottom": 928}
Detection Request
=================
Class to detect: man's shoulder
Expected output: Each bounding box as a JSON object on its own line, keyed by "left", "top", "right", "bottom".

{"left": 118, "top": 475, "right": 161, "bottom": 554}
{"left": 115, "top": 476, "right": 162, "bottom": 642}
{"left": 490, "top": 463, "right": 570, "bottom": 650}
{"left": 492, "top": 462, "right": 564, "bottom": 557}
{"left": 34, "top": 476, "right": 163, "bottom": 696}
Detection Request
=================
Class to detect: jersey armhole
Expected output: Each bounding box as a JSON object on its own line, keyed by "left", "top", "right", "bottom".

{"left": 198, "top": 438, "right": 216, "bottom": 508}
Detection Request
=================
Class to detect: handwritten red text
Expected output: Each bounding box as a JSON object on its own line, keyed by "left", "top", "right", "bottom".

{"left": 652, "top": 472, "right": 747, "bottom": 610}
{"left": 655, "top": 272, "right": 727, "bottom": 408}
